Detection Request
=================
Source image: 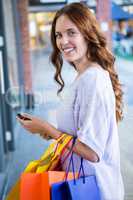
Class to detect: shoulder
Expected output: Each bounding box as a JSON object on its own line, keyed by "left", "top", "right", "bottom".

{"left": 76, "top": 66, "right": 109, "bottom": 91}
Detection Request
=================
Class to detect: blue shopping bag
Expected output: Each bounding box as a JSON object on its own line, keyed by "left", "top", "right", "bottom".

{"left": 66, "top": 175, "right": 100, "bottom": 200}
{"left": 51, "top": 181, "right": 71, "bottom": 200}
{"left": 51, "top": 175, "right": 100, "bottom": 200}
{"left": 51, "top": 137, "right": 101, "bottom": 200}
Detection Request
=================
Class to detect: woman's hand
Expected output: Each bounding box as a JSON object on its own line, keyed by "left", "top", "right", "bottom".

{"left": 16, "top": 113, "right": 50, "bottom": 139}
{"left": 16, "top": 113, "right": 61, "bottom": 140}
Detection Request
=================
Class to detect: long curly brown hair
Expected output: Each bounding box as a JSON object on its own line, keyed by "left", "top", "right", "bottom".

{"left": 50, "top": 2, "right": 123, "bottom": 122}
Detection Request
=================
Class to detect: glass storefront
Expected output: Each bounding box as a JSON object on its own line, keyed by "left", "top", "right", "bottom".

{"left": 0, "top": 0, "right": 15, "bottom": 172}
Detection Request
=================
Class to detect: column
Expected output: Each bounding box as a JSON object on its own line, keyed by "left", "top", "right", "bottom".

{"left": 17, "top": 0, "right": 34, "bottom": 108}
{"left": 96, "top": 0, "right": 112, "bottom": 48}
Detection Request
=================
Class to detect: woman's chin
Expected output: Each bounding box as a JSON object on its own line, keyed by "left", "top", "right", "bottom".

{"left": 63, "top": 56, "right": 77, "bottom": 63}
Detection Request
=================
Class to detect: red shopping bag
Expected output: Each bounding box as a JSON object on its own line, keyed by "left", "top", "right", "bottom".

{"left": 20, "top": 171, "right": 78, "bottom": 200}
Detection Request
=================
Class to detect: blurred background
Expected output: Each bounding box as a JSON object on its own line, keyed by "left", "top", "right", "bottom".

{"left": 0, "top": 0, "right": 133, "bottom": 199}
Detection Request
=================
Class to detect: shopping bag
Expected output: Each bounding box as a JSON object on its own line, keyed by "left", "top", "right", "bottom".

{"left": 6, "top": 133, "right": 72, "bottom": 200}
{"left": 25, "top": 133, "right": 73, "bottom": 173}
{"left": 20, "top": 171, "right": 77, "bottom": 200}
{"left": 51, "top": 175, "right": 100, "bottom": 200}
{"left": 51, "top": 180, "right": 71, "bottom": 200}
{"left": 51, "top": 152, "right": 101, "bottom": 200}
{"left": 20, "top": 137, "right": 78, "bottom": 200}
{"left": 66, "top": 175, "right": 101, "bottom": 200}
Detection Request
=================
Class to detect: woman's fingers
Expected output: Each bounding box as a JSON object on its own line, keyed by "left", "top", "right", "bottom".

{"left": 21, "top": 113, "right": 32, "bottom": 120}
{"left": 17, "top": 117, "right": 31, "bottom": 126}
{"left": 16, "top": 114, "right": 49, "bottom": 137}
{"left": 16, "top": 117, "right": 26, "bottom": 126}
{"left": 16, "top": 114, "right": 44, "bottom": 134}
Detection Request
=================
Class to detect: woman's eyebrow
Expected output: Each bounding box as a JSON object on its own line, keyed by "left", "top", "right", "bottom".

{"left": 55, "top": 28, "right": 76, "bottom": 34}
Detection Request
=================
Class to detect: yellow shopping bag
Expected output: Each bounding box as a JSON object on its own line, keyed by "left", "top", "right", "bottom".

{"left": 6, "top": 133, "right": 72, "bottom": 200}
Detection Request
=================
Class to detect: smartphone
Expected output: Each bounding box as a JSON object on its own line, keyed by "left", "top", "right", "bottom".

{"left": 17, "top": 113, "right": 31, "bottom": 121}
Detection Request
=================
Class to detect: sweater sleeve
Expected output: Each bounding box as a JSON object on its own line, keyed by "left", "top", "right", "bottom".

{"left": 73, "top": 69, "right": 109, "bottom": 161}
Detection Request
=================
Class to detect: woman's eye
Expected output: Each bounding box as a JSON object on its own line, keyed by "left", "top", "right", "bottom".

{"left": 55, "top": 34, "right": 62, "bottom": 39}
{"left": 68, "top": 31, "right": 75, "bottom": 36}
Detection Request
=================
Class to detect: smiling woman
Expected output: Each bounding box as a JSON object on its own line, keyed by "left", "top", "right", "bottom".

{"left": 55, "top": 15, "right": 89, "bottom": 67}
{"left": 50, "top": 3, "right": 124, "bottom": 200}
{"left": 15, "top": 2, "right": 124, "bottom": 200}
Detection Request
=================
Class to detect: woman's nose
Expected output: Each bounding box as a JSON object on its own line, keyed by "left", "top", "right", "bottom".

{"left": 60, "top": 35, "right": 69, "bottom": 45}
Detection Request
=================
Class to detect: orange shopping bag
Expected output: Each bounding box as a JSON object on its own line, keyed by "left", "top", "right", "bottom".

{"left": 20, "top": 171, "right": 78, "bottom": 200}
{"left": 6, "top": 134, "right": 72, "bottom": 200}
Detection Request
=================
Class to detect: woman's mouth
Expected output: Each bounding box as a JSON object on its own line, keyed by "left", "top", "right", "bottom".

{"left": 62, "top": 47, "right": 75, "bottom": 55}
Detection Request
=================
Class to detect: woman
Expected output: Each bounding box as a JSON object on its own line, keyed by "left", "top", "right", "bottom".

{"left": 18, "top": 3, "right": 124, "bottom": 200}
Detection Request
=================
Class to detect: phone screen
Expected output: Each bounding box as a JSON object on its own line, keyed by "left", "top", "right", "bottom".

{"left": 17, "top": 113, "right": 31, "bottom": 121}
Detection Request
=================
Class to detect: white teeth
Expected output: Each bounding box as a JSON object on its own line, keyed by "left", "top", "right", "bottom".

{"left": 63, "top": 48, "right": 74, "bottom": 53}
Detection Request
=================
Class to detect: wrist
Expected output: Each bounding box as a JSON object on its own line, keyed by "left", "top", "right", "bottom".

{"left": 40, "top": 121, "right": 61, "bottom": 140}
{"left": 39, "top": 128, "right": 52, "bottom": 140}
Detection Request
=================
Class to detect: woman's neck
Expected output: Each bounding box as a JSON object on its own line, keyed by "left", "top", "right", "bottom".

{"left": 74, "top": 58, "right": 93, "bottom": 75}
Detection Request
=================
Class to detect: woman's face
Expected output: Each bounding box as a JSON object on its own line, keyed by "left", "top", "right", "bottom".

{"left": 55, "top": 15, "right": 88, "bottom": 64}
